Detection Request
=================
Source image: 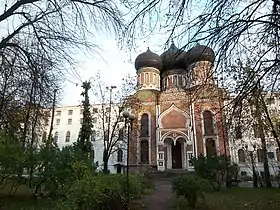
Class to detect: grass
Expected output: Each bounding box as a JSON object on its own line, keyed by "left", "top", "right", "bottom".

{"left": 0, "top": 183, "right": 55, "bottom": 210}
{"left": 172, "top": 187, "right": 280, "bottom": 210}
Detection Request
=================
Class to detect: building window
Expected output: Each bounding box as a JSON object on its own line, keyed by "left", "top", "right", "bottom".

{"left": 257, "top": 149, "right": 264, "bottom": 162}
{"left": 68, "top": 118, "right": 72, "bottom": 125}
{"left": 118, "top": 128, "right": 124, "bottom": 141}
{"left": 206, "top": 138, "right": 216, "bottom": 157}
{"left": 276, "top": 148, "right": 280, "bottom": 161}
{"left": 140, "top": 140, "right": 149, "bottom": 164}
{"left": 145, "top": 73, "right": 149, "bottom": 82}
{"left": 65, "top": 131, "right": 70, "bottom": 142}
{"left": 68, "top": 110, "right": 73, "bottom": 115}
{"left": 117, "top": 149, "right": 123, "bottom": 162}
{"left": 54, "top": 131, "right": 58, "bottom": 142}
{"left": 56, "top": 118, "right": 60, "bottom": 125}
{"left": 92, "top": 108, "right": 98, "bottom": 113}
{"left": 253, "top": 124, "right": 261, "bottom": 138}
{"left": 56, "top": 111, "right": 61, "bottom": 116}
{"left": 173, "top": 75, "right": 178, "bottom": 87}
{"left": 158, "top": 153, "right": 163, "bottom": 160}
{"left": 154, "top": 73, "right": 157, "bottom": 83}
{"left": 91, "top": 130, "right": 96, "bottom": 142}
{"left": 106, "top": 107, "right": 110, "bottom": 112}
{"left": 80, "top": 118, "right": 83, "bottom": 125}
{"left": 92, "top": 117, "right": 97, "bottom": 123}
{"left": 238, "top": 149, "right": 245, "bottom": 163}
{"left": 235, "top": 125, "right": 242, "bottom": 139}
{"left": 42, "top": 131, "right": 47, "bottom": 142}
{"left": 267, "top": 97, "right": 275, "bottom": 104}
{"left": 105, "top": 116, "right": 109, "bottom": 123}
{"left": 267, "top": 152, "right": 275, "bottom": 160}
{"left": 187, "top": 153, "right": 193, "bottom": 166}
{"left": 140, "top": 113, "right": 149, "bottom": 137}
{"left": 203, "top": 110, "right": 214, "bottom": 136}
{"left": 241, "top": 171, "right": 247, "bottom": 177}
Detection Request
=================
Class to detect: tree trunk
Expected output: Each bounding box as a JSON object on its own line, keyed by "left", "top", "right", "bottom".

{"left": 255, "top": 87, "right": 272, "bottom": 188}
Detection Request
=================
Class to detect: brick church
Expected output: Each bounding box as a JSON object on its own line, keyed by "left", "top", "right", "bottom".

{"left": 129, "top": 42, "right": 229, "bottom": 171}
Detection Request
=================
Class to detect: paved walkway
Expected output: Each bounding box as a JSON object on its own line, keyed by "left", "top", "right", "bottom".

{"left": 140, "top": 178, "right": 173, "bottom": 210}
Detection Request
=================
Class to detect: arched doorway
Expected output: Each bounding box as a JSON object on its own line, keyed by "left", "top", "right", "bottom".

{"left": 172, "top": 141, "right": 182, "bottom": 169}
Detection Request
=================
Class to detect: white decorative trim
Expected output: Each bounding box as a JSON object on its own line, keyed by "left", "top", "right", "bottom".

{"left": 161, "top": 130, "right": 190, "bottom": 144}
{"left": 137, "top": 111, "right": 152, "bottom": 164}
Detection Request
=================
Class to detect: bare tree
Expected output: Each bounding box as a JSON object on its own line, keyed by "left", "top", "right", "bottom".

{"left": 91, "top": 71, "right": 139, "bottom": 173}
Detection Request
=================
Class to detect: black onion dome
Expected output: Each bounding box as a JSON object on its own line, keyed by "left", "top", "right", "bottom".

{"left": 187, "top": 44, "right": 215, "bottom": 64}
{"left": 160, "top": 42, "right": 187, "bottom": 72}
{"left": 135, "top": 48, "right": 162, "bottom": 71}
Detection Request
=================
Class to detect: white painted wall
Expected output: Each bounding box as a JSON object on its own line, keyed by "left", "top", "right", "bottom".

{"left": 43, "top": 104, "right": 126, "bottom": 174}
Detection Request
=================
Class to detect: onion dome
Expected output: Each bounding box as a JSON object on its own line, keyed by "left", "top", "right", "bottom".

{"left": 135, "top": 48, "right": 162, "bottom": 71}
{"left": 187, "top": 44, "right": 215, "bottom": 64}
{"left": 160, "top": 42, "right": 188, "bottom": 72}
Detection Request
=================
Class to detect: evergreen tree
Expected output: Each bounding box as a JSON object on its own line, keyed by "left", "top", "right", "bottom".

{"left": 77, "top": 81, "right": 93, "bottom": 156}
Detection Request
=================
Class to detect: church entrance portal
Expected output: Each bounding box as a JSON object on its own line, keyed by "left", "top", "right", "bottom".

{"left": 172, "top": 141, "right": 182, "bottom": 169}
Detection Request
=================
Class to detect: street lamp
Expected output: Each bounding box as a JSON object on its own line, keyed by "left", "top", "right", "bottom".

{"left": 245, "top": 144, "right": 258, "bottom": 188}
{"left": 122, "top": 110, "right": 135, "bottom": 209}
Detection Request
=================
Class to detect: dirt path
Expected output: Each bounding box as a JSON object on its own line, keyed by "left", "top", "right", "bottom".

{"left": 140, "top": 178, "right": 174, "bottom": 210}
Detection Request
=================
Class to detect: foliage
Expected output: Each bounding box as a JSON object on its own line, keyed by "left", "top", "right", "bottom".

{"left": 57, "top": 174, "right": 144, "bottom": 210}
{"left": 172, "top": 173, "right": 210, "bottom": 208}
{"left": 0, "top": 132, "right": 28, "bottom": 195}
{"left": 33, "top": 145, "right": 96, "bottom": 197}
{"left": 91, "top": 71, "right": 140, "bottom": 173}
{"left": 191, "top": 155, "right": 232, "bottom": 191}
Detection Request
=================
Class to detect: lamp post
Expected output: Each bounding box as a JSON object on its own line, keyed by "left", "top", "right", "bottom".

{"left": 122, "top": 110, "right": 135, "bottom": 209}
{"left": 245, "top": 144, "right": 258, "bottom": 188}
{"left": 103, "top": 85, "right": 116, "bottom": 173}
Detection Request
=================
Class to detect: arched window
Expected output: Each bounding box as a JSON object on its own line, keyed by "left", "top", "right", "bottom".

{"left": 140, "top": 140, "right": 149, "bottom": 164}
{"left": 42, "top": 131, "right": 47, "bottom": 142}
{"left": 117, "top": 149, "right": 123, "bottom": 162}
{"left": 54, "top": 131, "right": 58, "bottom": 142}
{"left": 173, "top": 75, "right": 178, "bottom": 87}
{"left": 203, "top": 110, "right": 214, "bottom": 136}
{"left": 238, "top": 149, "right": 245, "bottom": 163}
{"left": 276, "top": 148, "right": 280, "bottom": 161}
{"left": 145, "top": 73, "right": 149, "bottom": 82}
{"left": 140, "top": 114, "right": 149, "bottom": 137}
{"left": 91, "top": 130, "right": 96, "bottom": 142}
{"left": 65, "top": 131, "right": 70, "bottom": 142}
{"left": 206, "top": 138, "right": 216, "bottom": 157}
{"left": 257, "top": 149, "right": 264, "bottom": 162}
{"left": 118, "top": 128, "right": 123, "bottom": 141}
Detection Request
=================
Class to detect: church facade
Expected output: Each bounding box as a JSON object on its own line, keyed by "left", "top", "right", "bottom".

{"left": 129, "top": 42, "right": 229, "bottom": 171}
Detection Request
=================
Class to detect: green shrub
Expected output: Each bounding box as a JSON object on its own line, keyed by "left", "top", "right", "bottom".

{"left": 57, "top": 174, "right": 144, "bottom": 210}
{"left": 172, "top": 173, "right": 210, "bottom": 208}
{"left": 33, "top": 145, "right": 96, "bottom": 197}
{"left": 191, "top": 155, "right": 231, "bottom": 191}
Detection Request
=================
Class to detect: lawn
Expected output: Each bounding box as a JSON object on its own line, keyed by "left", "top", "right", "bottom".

{"left": 0, "top": 183, "right": 55, "bottom": 210}
{"left": 172, "top": 187, "right": 280, "bottom": 210}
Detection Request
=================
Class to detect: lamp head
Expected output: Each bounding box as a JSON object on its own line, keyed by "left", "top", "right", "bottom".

{"left": 122, "top": 110, "right": 130, "bottom": 118}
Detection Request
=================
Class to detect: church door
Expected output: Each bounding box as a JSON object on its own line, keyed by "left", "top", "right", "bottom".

{"left": 172, "top": 141, "right": 182, "bottom": 169}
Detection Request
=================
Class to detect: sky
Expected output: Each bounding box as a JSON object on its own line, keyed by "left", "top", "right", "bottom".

{"left": 0, "top": 0, "right": 206, "bottom": 107}
{"left": 59, "top": 36, "right": 140, "bottom": 106}
{"left": 59, "top": 1, "right": 206, "bottom": 106}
